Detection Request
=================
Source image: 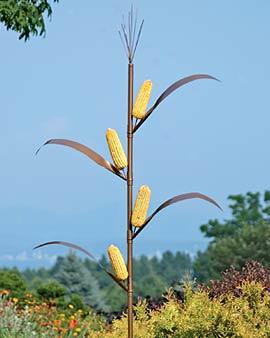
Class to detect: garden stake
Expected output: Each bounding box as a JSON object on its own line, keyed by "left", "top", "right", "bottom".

{"left": 34, "top": 8, "right": 222, "bottom": 338}
{"left": 127, "top": 60, "right": 134, "bottom": 338}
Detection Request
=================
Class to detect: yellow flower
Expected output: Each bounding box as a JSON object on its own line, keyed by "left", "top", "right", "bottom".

{"left": 70, "top": 315, "right": 75, "bottom": 320}
{"left": 75, "top": 328, "right": 81, "bottom": 332}
{"left": 68, "top": 304, "right": 74, "bottom": 309}
{"left": 12, "top": 297, "right": 18, "bottom": 303}
{"left": 60, "top": 313, "right": 65, "bottom": 318}
{"left": 73, "top": 333, "right": 78, "bottom": 337}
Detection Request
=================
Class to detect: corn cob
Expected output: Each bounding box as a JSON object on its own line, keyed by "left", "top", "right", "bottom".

{"left": 131, "top": 185, "right": 151, "bottom": 227}
{"left": 106, "top": 128, "right": 127, "bottom": 170}
{"left": 107, "top": 245, "right": 128, "bottom": 281}
{"left": 133, "top": 80, "right": 152, "bottom": 119}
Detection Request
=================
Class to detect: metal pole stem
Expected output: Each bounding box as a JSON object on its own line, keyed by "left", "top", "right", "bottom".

{"left": 127, "top": 62, "right": 134, "bottom": 338}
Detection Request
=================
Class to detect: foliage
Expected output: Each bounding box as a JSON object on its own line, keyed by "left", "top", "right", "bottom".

{"left": 0, "top": 250, "right": 192, "bottom": 314}
{"left": 194, "top": 191, "right": 270, "bottom": 282}
{"left": 53, "top": 251, "right": 108, "bottom": 312}
{"left": 21, "top": 250, "right": 192, "bottom": 313}
{"left": 200, "top": 192, "right": 270, "bottom": 239}
{"left": 84, "top": 251, "right": 191, "bottom": 312}
{"left": 1, "top": 282, "right": 270, "bottom": 337}
{"left": 200, "top": 260, "right": 270, "bottom": 298}
{"left": 92, "top": 262, "right": 270, "bottom": 337}
{"left": 104, "top": 283, "right": 127, "bottom": 314}
{"left": 1, "top": 262, "right": 270, "bottom": 336}
{"left": 0, "top": 296, "right": 42, "bottom": 338}
{"left": 92, "top": 282, "right": 270, "bottom": 338}
{"left": 23, "top": 267, "right": 50, "bottom": 284}
{"left": 0, "top": 293, "right": 105, "bottom": 337}
{"left": 133, "top": 251, "right": 192, "bottom": 286}
{"left": 36, "top": 280, "right": 67, "bottom": 300}
{"left": 0, "top": 269, "right": 27, "bottom": 297}
{"left": 0, "top": 0, "right": 59, "bottom": 40}
{"left": 136, "top": 273, "right": 166, "bottom": 299}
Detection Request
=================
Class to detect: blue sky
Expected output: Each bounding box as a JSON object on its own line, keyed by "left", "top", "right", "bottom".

{"left": 1, "top": 1, "right": 269, "bottom": 268}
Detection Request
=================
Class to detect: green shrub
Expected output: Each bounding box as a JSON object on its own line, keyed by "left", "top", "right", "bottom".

{"left": 36, "top": 280, "right": 67, "bottom": 300}
{"left": 94, "top": 282, "right": 270, "bottom": 338}
{"left": 0, "top": 270, "right": 27, "bottom": 297}
{"left": 55, "top": 292, "right": 87, "bottom": 311}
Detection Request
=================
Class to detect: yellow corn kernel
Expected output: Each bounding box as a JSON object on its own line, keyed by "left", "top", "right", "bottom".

{"left": 106, "top": 128, "right": 127, "bottom": 170}
{"left": 107, "top": 245, "right": 128, "bottom": 281}
{"left": 131, "top": 185, "right": 151, "bottom": 227}
{"left": 133, "top": 80, "right": 152, "bottom": 119}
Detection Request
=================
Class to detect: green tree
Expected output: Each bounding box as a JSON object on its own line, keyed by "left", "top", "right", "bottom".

{"left": 53, "top": 251, "right": 108, "bottom": 312}
{"left": 84, "top": 255, "right": 112, "bottom": 289}
{"left": 133, "top": 255, "right": 153, "bottom": 281}
{"left": 194, "top": 191, "right": 270, "bottom": 282}
{"left": 156, "top": 251, "right": 192, "bottom": 284}
{"left": 0, "top": 0, "right": 59, "bottom": 40}
{"left": 135, "top": 273, "right": 166, "bottom": 299}
{"left": 23, "top": 267, "right": 50, "bottom": 287}
{"left": 104, "top": 284, "right": 127, "bottom": 313}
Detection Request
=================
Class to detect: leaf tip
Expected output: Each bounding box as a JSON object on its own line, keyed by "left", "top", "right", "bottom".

{"left": 35, "top": 147, "right": 42, "bottom": 156}
{"left": 35, "top": 139, "right": 52, "bottom": 156}
{"left": 33, "top": 244, "right": 41, "bottom": 250}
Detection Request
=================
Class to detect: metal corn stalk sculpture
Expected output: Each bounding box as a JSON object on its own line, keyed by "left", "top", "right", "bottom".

{"left": 35, "top": 8, "right": 221, "bottom": 338}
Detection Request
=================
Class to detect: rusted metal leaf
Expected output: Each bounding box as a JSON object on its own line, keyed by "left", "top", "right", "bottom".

{"left": 133, "top": 192, "right": 222, "bottom": 239}
{"left": 36, "top": 139, "right": 126, "bottom": 181}
{"left": 34, "top": 241, "right": 127, "bottom": 292}
{"left": 133, "top": 74, "right": 220, "bottom": 133}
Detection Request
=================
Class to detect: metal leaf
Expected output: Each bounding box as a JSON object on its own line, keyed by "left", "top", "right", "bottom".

{"left": 36, "top": 139, "right": 126, "bottom": 181}
{"left": 133, "top": 192, "right": 222, "bottom": 239}
{"left": 34, "top": 241, "right": 127, "bottom": 292}
{"left": 133, "top": 74, "right": 220, "bottom": 133}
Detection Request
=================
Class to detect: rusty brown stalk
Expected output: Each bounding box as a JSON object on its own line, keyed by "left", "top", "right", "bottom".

{"left": 127, "top": 62, "right": 134, "bottom": 338}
